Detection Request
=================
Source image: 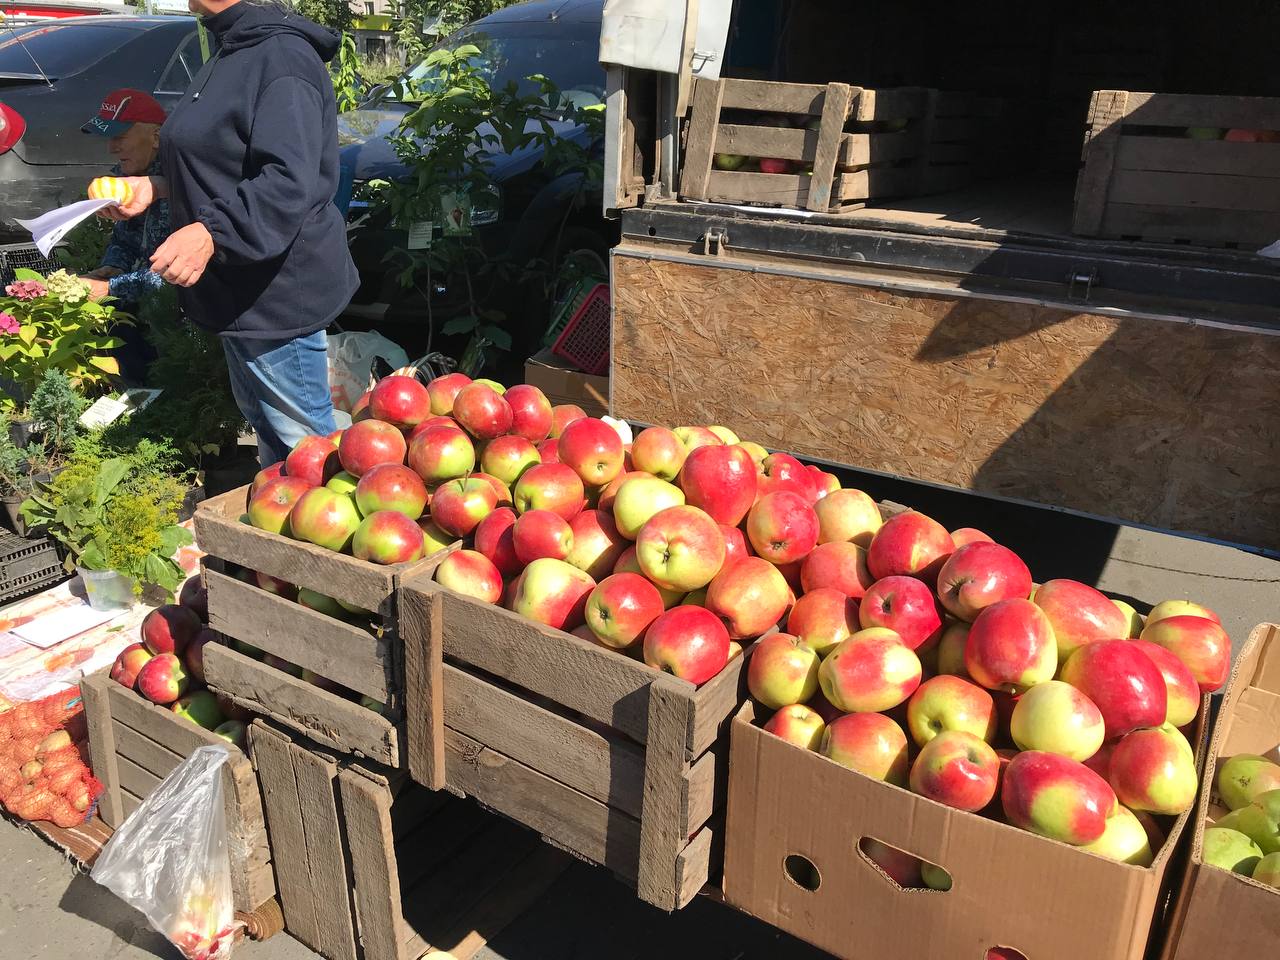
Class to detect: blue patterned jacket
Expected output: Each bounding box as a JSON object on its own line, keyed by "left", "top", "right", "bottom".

{"left": 99, "top": 161, "right": 170, "bottom": 303}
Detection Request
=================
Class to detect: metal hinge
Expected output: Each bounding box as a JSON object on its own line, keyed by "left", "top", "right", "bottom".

{"left": 702, "top": 228, "right": 729, "bottom": 257}
{"left": 1067, "top": 266, "right": 1099, "bottom": 301}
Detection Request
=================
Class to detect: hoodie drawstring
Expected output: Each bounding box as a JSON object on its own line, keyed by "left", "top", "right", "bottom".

{"left": 192, "top": 49, "right": 223, "bottom": 102}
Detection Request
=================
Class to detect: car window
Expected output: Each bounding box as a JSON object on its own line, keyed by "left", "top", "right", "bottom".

{"left": 154, "top": 29, "right": 206, "bottom": 95}
{"left": 0, "top": 23, "right": 136, "bottom": 79}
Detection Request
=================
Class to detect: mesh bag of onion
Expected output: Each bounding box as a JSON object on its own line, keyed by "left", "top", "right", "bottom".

{"left": 0, "top": 689, "right": 102, "bottom": 828}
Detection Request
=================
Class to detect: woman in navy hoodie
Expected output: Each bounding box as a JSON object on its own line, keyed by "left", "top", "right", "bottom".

{"left": 109, "top": 0, "right": 358, "bottom": 466}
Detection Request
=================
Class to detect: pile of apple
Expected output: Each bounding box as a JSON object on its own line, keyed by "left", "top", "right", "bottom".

{"left": 1200, "top": 753, "right": 1280, "bottom": 889}
{"left": 108, "top": 576, "right": 250, "bottom": 748}
{"left": 746, "top": 510, "right": 1232, "bottom": 875}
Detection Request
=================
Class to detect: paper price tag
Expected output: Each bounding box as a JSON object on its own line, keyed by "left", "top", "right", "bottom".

{"left": 407, "top": 221, "right": 434, "bottom": 250}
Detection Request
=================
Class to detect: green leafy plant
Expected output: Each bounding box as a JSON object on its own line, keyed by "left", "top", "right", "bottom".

{"left": 333, "top": 32, "right": 365, "bottom": 114}
{"left": 295, "top": 0, "right": 354, "bottom": 32}
{"left": 26, "top": 369, "right": 87, "bottom": 462}
{"left": 54, "top": 217, "right": 113, "bottom": 275}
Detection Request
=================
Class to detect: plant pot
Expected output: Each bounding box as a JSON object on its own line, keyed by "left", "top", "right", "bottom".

{"left": 178, "top": 484, "right": 206, "bottom": 522}
{"left": 77, "top": 566, "right": 135, "bottom": 612}
{"left": 1, "top": 494, "right": 22, "bottom": 535}
{"left": 8, "top": 419, "right": 41, "bottom": 448}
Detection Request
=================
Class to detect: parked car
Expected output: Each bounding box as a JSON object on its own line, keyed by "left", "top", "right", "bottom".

{"left": 0, "top": 15, "right": 210, "bottom": 234}
{"left": 339, "top": 0, "right": 615, "bottom": 365}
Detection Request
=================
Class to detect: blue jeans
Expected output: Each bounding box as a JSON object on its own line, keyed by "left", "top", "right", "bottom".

{"left": 222, "top": 331, "right": 337, "bottom": 468}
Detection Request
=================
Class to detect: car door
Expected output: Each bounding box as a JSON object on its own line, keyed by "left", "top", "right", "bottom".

{"left": 152, "top": 25, "right": 210, "bottom": 110}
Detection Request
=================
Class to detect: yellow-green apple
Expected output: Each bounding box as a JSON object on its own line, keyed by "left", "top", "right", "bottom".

{"left": 1202, "top": 828, "right": 1263, "bottom": 875}
{"left": 748, "top": 633, "right": 820, "bottom": 708}
{"left": 430, "top": 477, "right": 498, "bottom": 538}
{"left": 339, "top": 419, "right": 407, "bottom": 477}
{"left": 935, "top": 622, "right": 970, "bottom": 678}
{"left": 1060, "top": 640, "right": 1167, "bottom": 739}
{"left": 866, "top": 511, "right": 955, "bottom": 584}
{"left": 721, "top": 524, "right": 750, "bottom": 566}
{"left": 326, "top": 470, "right": 359, "bottom": 496}
{"left": 907, "top": 675, "right": 997, "bottom": 747}
{"left": 756, "top": 452, "right": 817, "bottom": 503}
{"left": 513, "top": 462, "right": 586, "bottom": 521}
{"left": 819, "top": 628, "right": 922, "bottom": 713}
{"left": 353, "top": 510, "right": 427, "bottom": 564}
{"left": 1140, "top": 615, "right": 1230, "bottom": 692}
{"left": 470, "top": 508, "right": 517, "bottom": 577}
{"left": 355, "top": 463, "right": 427, "bottom": 520}
{"left": 285, "top": 435, "right": 339, "bottom": 487}
{"left": 136, "top": 653, "right": 189, "bottom": 705}
{"left": 250, "top": 460, "right": 285, "bottom": 498}
{"left": 290, "top": 487, "right": 363, "bottom": 551}
{"left": 746, "top": 491, "right": 819, "bottom": 565}
{"left": 860, "top": 839, "right": 922, "bottom": 887}
{"left": 1253, "top": 852, "right": 1280, "bottom": 888}
{"left": 418, "top": 517, "right": 454, "bottom": 555}
{"left": 1031, "top": 579, "right": 1129, "bottom": 666}
{"left": 408, "top": 425, "right": 476, "bottom": 484}
{"left": 859, "top": 575, "right": 944, "bottom": 651}
{"left": 452, "top": 382, "right": 513, "bottom": 440}
{"left": 480, "top": 435, "right": 541, "bottom": 487}
{"left": 642, "top": 606, "right": 731, "bottom": 684}
{"left": 707, "top": 425, "right": 740, "bottom": 445}
{"left": 512, "top": 509, "right": 573, "bottom": 564}
{"left": 170, "top": 690, "right": 225, "bottom": 730}
{"left": 1130, "top": 639, "right": 1200, "bottom": 727}
{"left": 936, "top": 541, "right": 1032, "bottom": 621}
{"left": 705, "top": 556, "right": 790, "bottom": 639}
{"left": 141, "top": 604, "right": 202, "bottom": 656}
{"left": 214, "top": 720, "right": 248, "bottom": 749}
{"left": 585, "top": 572, "right": 664, "bottom": 649}
{"left": 248, "top": 476, "right": 312, "bottom": 535}
{"left": 472, "top": 377, "right": 505, "bottom": 394}
{"left": 613, "top": 547, "right": 684, "bottom": 608}
{"left": 736, "top": 440, "right": 769, "bottom": 467}
{"left": 1001, "top": 751, "right": 1117, "bottom": 844}
{"left": 949, "top": 527, "right": 993, "bottom": 548}
{"left": 636, "top": 505, "right": 726, "bottom": 592}
{"left": 550, "top": 403, "right": 587, "bottom": 439}
{"left": 612, "top": 475, "right": 685, "bottom": 538}
{"left": 763, "top": 704, "right": 826, "bottom": 751}
{"left": 800, "top": 541, "right": 873, "bottom": 599}
{"left": 1112, "top": 599, "right": 1144, "bottom": 637}
{"left": 786, "top": 587, "right": 858, "bottom": 656}
{"left": 1009, "top": 680, "right": 1105, "bottom": 760}
{"left": 597, "top": 469, "right": 646, "bottom": 514}
{"left": 565, "top": 509, "right": 627, "bottom": 580}
{"left": 434, "top": 549, "right": 502, "bottom": 603}
{"left": 1216, "top": 790, "right": 1280, "bottom": 853}
{"left": 673, "top": 425, "right": 722, "bottom": 453}
{"left": 558, "top": 417, "right": 624, "bottom": 487}
{"left": 813, "top": 488, "right": 882, "bottom": 547}
{"left": 1147, "top": 599, "right": 1221, "bottom": 627}
{"left": 253, "top": 570, "right": 297, "bottom": 601}
{"left": 369, "top": 374, "right": 431, "bottom": 427}
{"left": 1079, "top": 806, "right": 1154, "bottom": 866}
{"left": 630, "top": 427, "right": 688, "bottom": 480}
{"left": 964, "top": 598, "right": 1057, "bottom": 693}
{"left": 1218, "top": 755, "right": 1280, "bottom": 811}
{"left": 678, "top": 443, "right": 757, "bottom": 526}
{"left": 805, "top": 465, "right": 840, "bottom": 499}
{"left": 296, "top": 588, "right": 346, "bottom": 618}
{"left": 511, "top": 558, "right": 595, "bottom": 631}
{"left": 820, "top": 712, "right": 909, "bottom": 785}
{"left": 1108, "top": 725, "right": 1198, "bottom": 815}
{"left": 503, "top": 383, "right": 553, "bottom": 442}
{"left": 185, "top": 628, "right": 215, "bottom": 684}
{"left": 909, "top": 730, "right": 1000, "bottom": 811}
{"left": 110, "top": 643, "right": 153, "bottom": 688}
{"left": 920, "top": 863, "right": 952, "bottom": 891}
{"left": 426, "top": 372, "right": 472, "bottom": 415}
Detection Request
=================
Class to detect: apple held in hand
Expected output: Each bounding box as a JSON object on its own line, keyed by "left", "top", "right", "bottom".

{"left": 636, "top": 505, "right": 726, "bottom": 593}
{"left": 612, "top": 475, "right": 685, "bottom": 539}
{"left": 859, "top": 575, "right": 943, "bottom": 651}
{"left": 513, "top": 462, "right": 587, "bottom": 521}
{"left": 1140, "top": 615, "right": 1230, "bottom": 693}
{"left": 786, "top": 587, "right": 858, "bottom": 657}
{"left": 285, "top": 435, "right": 340, "bottom": 487}
{"left": 705, "top": 556, "right": 791, "bottom": 639}
{"left": 452, "top": 382, "right": 513, "bottom": 440}
{"left": 1002, "top": 751, "right": 1117, "bottom": 845}
{"left": 819, "top": 628, "right": 922, "bottom": 713}
{"left": 1059, "top": 640, "right": 1166, "bottom": 740}
{"left": 936, "top": 541, "right": 1032, "bottom": 622}
{"left": 748, "top": 633, "right": 820, "bottom": 709}
{"left": 1202, "top": 827, "right": 1263, "bottom": 876}
{"left": 800, "top": 541, "right": 873, "bottom": 599}
{"left": 678, "top": 443, "right": 758, "bottom": 526}
{"left": 813, "top": 488, "right": 881, "bottom": 547}
{"left": 511, "top": 558, "right": 595, "bottom": 631}
{"left": 248, "top": 476, "right": 312, "bottom": 535}
{"left": 339, "top": 419, "right": 408, "bottom": 477}
{"left": 820, "top": 712, "right": 910, "bottom": 786}
{"left": 906, "top": 675, "right": 997, "bottom": 748}
{"left": 585, "top": 573, "right": 664, "bottom": 649}
{"left": 408, "top": 425, "right": 476, "bottom": 484}
{"left": 866, "top": 511, "right": 954, "bottom": 584}
{"left": 1108, "top": 725, "right": 1198, "bottom": 815}
{"left": 630, "top": 427, "right": 688, "bottom": 480}
{"left": 764, "top": 704, "right": 826, "bottom": 752}
{"left": 1079, "top": 806, "right": 1154, "bottom": 866}
{"left": 369, "top": 374, "right": 431, "bottom": 428}
{"left": 643, "top": 606, "right": 731, "bottom": 685}
{"left": 1130, "top": 639, "right": 1200, "bottom": 728}
{"left": 513, "top": 509, "right": 574, "bottom": 564}
{"left": 1218, "top": 754, "right": 1280, "bottom": 811}
{"left": 746, "top": 491, "right": 819, "bottom": 565}
{"left": 503, "top": 383, "right": 553, "bottom": 442}
{"left": 435, "top": 549, "right": 503, "bottom": 604}
{"left": 355, "top": 463, "right": 427, "bottom": 520}
{"left": 964, "top": 598, "right": 1057, "bottom": 693}
{"left": 1009, "top": 680, "right": 1105, "bottom": 761}
{"left": 910, "top": 730, "right": 1000, "bottom": 812}
{"left": 1031, "top": 579, "right": 1130, "bottom": 666}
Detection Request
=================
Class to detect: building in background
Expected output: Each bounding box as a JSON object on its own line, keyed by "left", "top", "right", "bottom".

{"left": 0, "top": 0, "right": 132, "bottom": 24}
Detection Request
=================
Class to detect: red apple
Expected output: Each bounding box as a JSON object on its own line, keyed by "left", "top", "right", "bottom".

{"left": 431, "top": 477, "right": 499, "bottom": 539}
{"left": 678, "top": 444, "right": 757, "bottom": 526}
{"left": 859, "top": 575, "right": 944, "bottom": 651}
{"left": 630, "top": 427, "right": 688, "bottom": 481}
{"left": 643, "top": 606, "right": 731, "bottom": 684}
{"left": 867, "top": 511, "right": 955, "bottom": 584}
{"left": 1140, "top": 615, "right": 1230, "bottom": 692}
{"left": 614, "top": 546, "right": 684, "bottom": 609}
{"left": 369, "top": 375, "right": 432, "bottom": 428}
{"left": 806, "top": 466, "right": 840, "bottom": 499}
{"left": 704, "top": 557, "right": 791, "bottom": 639}
{"left": 787, "top": 587, "right": 859, "bottom": 657}
{"left": 585, "top": 572, "right": 664, "bottom": 649}
{"left": 964, "top": 598, "right": 1057, "bottom": 693}
{"left": 819, "top": 628, "right": 922, "bottom": 713}
{"left": 1130, "top": 639, "right": 1201, "bottom": 727}
{"left": 185, "top": 627, "right": 216, "bottom": 685}
{"left": 1108, "top": 726, "right": 1198, "bottom": 815}
{"left": 479, "top": 435, "right": 540, "bottom": 487}
{"left": 503, "top": 383, "right": 554, "bottom": 442}
{"left": 950, "top": 527, "right": 994, "bottom": 548}
{"left": 936, "top": 542, "right": 1032, "bottom": 622}
{"left": 407, "top": 415, "right": 458, "bottom": 442}
{"left": 821, "top": 712, "right": 909, "bottom": 786}
{"left": 451, "top": 383, "right": 513, "bottom": 440}
{"left": 513, "top": 509, "right": 573, "bottom": 564}
{"left": 748, "top": 633, "right": 820, "bottom": 709}
{"left": 536, "top": 438, "right": 560, "bottom": 463}
{"left": 353, "top": 510, "right": 426, "bottom": 565}
{"left": 254, "top": 570, "right": 297, "bottom": 601}
{"left": 1032, "top": 579, "right": 1130, "bottom": 665}
{"left": 813, "top": 488, "right": 882, "bottom": 547}
{"left": 759, "top": 157, "right": 791, "bottom": 174}
{"left": 110, "top": 642, "right": 153, "bottom": 688}
{"left": 408, "top": 425, "right": 475, "bottom": 484}
{"left": 141, "top": 604, "right": 202, "bottom": 657}
{"left": 339, "top": 419, "right": 408, "bottom": 477}
{"left": 355, "top": 463, "right": 427, "bottom": 520}
{"left": 1059, "top": 640, "right": 1167, "bottom": 740}
{"left": 426, "top": 372, "right": 472, "bottom": 415}
{"left": 473, "top": 507, "right": 520, "bottom": 577}
{"left": 550, "top": 404, "right": 587, "bottom": 439}
{"left": 756, "top": 453, "right": 817, "bottom": 503}
{"left": 799, "top": 541, "right": 873, "bottom": 599}
{"left": 434, "top": 549, "right": 503, "bottom": 604}
{"left": 250, "top": 461, "right": 285, "bottom": 498}
{"left": 906, "top": 675, "right": 997, "bottom": 747}
{"left": 290, "top": 487, "right": 363, "bottom": 552}
{"left": 565, "top": 509, "right": 627, "bottom": 581}
{"left": 910, "top": 730, "right": 1000, "bottom": 812}
{"left": 557, "top": 417, "right": 624, "bottom": 488}
{"left": 136, "top": 653, "right": 189, "bottom": 705}
{"left": 861, "top": 839, "right": 923, "bottom": 888}
{"left": 1002, "top": 751, "right": 1117, "bottom": 845}
{"left": 764, "top": 704, "right": 826, "bottom": 752}
{"left": 636, "top": 505, "right": 726, "bottom": 593}
{"left": 285, "top": 435, "right": 340, "bottom": 488}
{"left": 247, "top": 476, "right": 312, "bottom": 535}
{"left": 511, "top": 558, "right": 595, "bottom": 630}
{"left": 1084, "top": 741, "right": 1116, "bottom": 783}
{"left": 746, "top": 491, "right": 819, "bottom": 565}
{"left": 513, "top": 462, "right": 586, "bottom": 521}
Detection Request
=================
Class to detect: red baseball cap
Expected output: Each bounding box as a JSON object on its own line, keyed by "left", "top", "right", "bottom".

{"left": 81, "top": 88, "right": 166, "bottom": 137}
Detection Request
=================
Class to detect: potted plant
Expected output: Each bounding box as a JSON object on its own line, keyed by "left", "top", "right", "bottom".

{"left": 26, "top": 369, "right": 87, "bottom": 466}
{"left": 0, "top": 415, "right": 56, "bottom": 536}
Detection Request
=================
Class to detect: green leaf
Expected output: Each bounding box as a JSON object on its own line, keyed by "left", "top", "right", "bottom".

{"left": 158, "top": 524, "right": 195, "bottom": 555}
{"left": 441, "top": 316, "right": 478, "bottom": 336}
{"left": 16, "top": 325, "right": 36, "bottom": 345}
{"left": 479, "top": 325, "right": 512, "bottom": 351}
{"left": 92, "top": 458, "right": 129, "bottom": 507}
{"left": 78, "top": 541, "right": 108, "bottom": 571}
{"left": 13, "top": 268, "right": 41, "bottom": 281}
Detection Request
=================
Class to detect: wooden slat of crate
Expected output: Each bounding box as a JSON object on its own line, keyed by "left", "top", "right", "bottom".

{"left": 1115, "top": 138, "right": 1280, "bottom": 179}
{"left": 1118, "top": 91, "right": 1280, "bottom": 130}
{"left": 1107, "top": 169, "right": 1280, "bottom": 212}
{"left": 1099, "top": 205, "right": 1280, "bottom": 247}
{"left": 206, "top": 643, "right": 400, "bottom": 766}
{"left": 205, "top": 568, "right": 393, "bottom": 702}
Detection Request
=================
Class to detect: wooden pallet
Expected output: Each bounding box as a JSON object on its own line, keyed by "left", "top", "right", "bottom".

{"left": 398, "top": 572, "right": 744, "bottom": 912}
{"left": 194, "top": 486, "right": 453, "bottom": 766}
{"left": 1074, "top": 90, "right": 1280, "bottom": 247}
{"left": 680, "top": 77, "right": 1002, "bottom": 213}
{"left": 249, "top": 721, "right": 571, "bottom": 960}
{"left": 80, "top": 671, "right": 275, "bottom": 914}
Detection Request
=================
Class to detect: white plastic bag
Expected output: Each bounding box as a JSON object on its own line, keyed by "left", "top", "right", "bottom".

{"left": 91, "top": 745, "right": 239, "bottom": 960}
{"left": 327, "top": 331, "right": 411, "bottom": 413}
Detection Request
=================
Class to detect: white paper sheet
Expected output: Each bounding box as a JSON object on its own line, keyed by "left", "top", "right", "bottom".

{"left": 10, "top": 603, "right": 119, "bottom": 649}
{"left": 15, "top": 197, "right": 119, "bottom": 257}
{"left": 1258, "top": 239, "right": 1280, "bottom": 258}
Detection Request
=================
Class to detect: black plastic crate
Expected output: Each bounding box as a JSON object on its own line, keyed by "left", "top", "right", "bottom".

{"left": 0, "top": 242, "right": 62, "bottom": 286}
{"left": 0, "top": 530, "right": 67, "bottom": 606}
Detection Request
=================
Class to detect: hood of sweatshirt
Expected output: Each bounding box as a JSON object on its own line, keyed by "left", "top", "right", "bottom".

{"left": 205, "top": 1, "right": 340, "bottom": 61}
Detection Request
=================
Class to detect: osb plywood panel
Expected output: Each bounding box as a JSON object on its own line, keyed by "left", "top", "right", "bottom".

{"left": 611, "top": 254, "right": 1280, "bottom": 549}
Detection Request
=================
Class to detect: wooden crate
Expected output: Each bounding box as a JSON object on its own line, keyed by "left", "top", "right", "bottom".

{"left": 1074, "top": 90, "right": 1280, "bottom": 247}
{"left": 80, "top": 671, "right": 275, "bottom": 914}
{"left": 249, "top": 721, "right": 570, "bottom": 960}
{"left": 397, "top": 573, "right": 745, "bottom": 912}
{"left": 194, "top": 486, "right": 452, "bottom": 766}
{"left": 680, "top": 77, "right": 1001, "bottom": 213}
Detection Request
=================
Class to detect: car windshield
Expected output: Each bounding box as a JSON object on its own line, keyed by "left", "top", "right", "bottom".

{"left": 0, "top": 23, "right": 135, "bottom": 79}
{"left": 393, "top": 22, "right": 605, "bottom": 107}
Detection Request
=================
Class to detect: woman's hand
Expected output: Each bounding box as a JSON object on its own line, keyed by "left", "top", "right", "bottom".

{"left": 150, "top": 222, "right": 215, "bottom": 287}
{"left": 99, "top": 176, "right": 163, "bottom": 221}
{"left": 83, "top": 278, "right": 110, "bottom": 301}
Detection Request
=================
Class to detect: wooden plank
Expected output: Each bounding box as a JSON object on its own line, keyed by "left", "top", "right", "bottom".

{"left": 674, "top": 825, "right": 716, "bottom": 909}
{"left": 688, "top": 650, "right": 745, "bottom": 756}
{"left": 249, "top": 723, "right": 320, "bottom": 949}
{"left": 705, "top": 170, "right": 810, "bottom": 206}
{"left": 1073, "top": 89, "right": 1130, "bottom": 235}
{"left": 807, "top": 83, "right": 854, "bottom": 212}
{"left": 206, "top": 569, "right": 391, "bottom": 701}
{"left": 674, "top": 0, "right": 699, "bottom": 116}
{"left": 636, "top": 677, "right": 694, "bottom": 910}
{"left": 839, "top": 167, "right": 918, "bottom": 201}
{"left": 443, "top": 727, "right": 642, "bottom": 878}
{"left": 840, "top": 131, "right": 919, "bottom": 168}
{"left": 714, "top": 123, "right": 812, "bottom": 162}
{"left": 853, "top": 87, "right": 930, "bottom": 122}
{"left": 682, "top": 745, "right": 720, "bottom": 837}
{"left": 443, "top": 664, "right": 646, "bottom": 818}
{"left": 111, "top": 721, "right": 182, "bottom": 778}
{"left": 431, "top": 585, "right": 656, "bottom": 745}
{"left": 1119, "top": 91, "right": 1280, "bottom": 130}
{"left": 80, "top": 673, "right": 123, "bottom": 828}
{"left": 1098, "top": 203, "right": 1280, "bottom": 246}
{"left": 401, "top": 578, "right": 445, "bottom": 791}
{"left": 679, "top": 77, "right": 726, "bottom": 201}
{"left": 291, "top": 747, "right": 358, "bottom": 960}
{"left": 720, "top": 77, "right": 826, "bottom": 115}
{"left": 205, "top": 644, "right": 400, "bottom": 765}
{"left": 120, "top": 787, "right": 143, "bottom": 821}
{"left": 1116, "top": 137, "right": 1280, "bottom": 178}
{"left": 1106, "top": 169, "right": 1280, "bottom": 213}
{"left": 114, "top": 754, "right": 162, "bottom": 805}
{"left": 103, "top": 680, "right": 230, "bottom": 755}
{"left": 337, "top": 768, "right": 405, "bottom": 960}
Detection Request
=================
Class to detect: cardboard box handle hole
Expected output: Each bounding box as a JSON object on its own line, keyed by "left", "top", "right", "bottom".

{"left": 856, "top": 837, "right": 952, "bottom": 893}
{"left": 782, "top": 854, "right": 821, "bottom": 891}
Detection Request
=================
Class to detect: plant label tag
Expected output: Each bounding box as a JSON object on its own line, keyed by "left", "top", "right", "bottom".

{"left": 440, "top": 191, "right": 472, "bottom": 236}
{"left": 78, "top": 396, "right": 130, "bottom": 429}
{"left": 407, "top": 221, "right": 433, "bottom": 250}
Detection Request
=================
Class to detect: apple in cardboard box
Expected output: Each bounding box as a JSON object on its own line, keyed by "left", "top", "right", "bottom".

{"left": 1031, "top": 579, "right": 1130, "bottom": 666}
{"left": 747, "top": 633, "right": 820, "bottom": 709}
{"left": 964, "top": 598, "right": 1057, "bottom": 693}
{"left": 764, "top": 704, "right": 826, "bottom": 752}
{"left": 936, "top": 541, "right": 1032, "bottom": 622}
{"left": 787, "top": 587, "right": 859, "bottom": 657}
{"left": 1001, "top": 751, "right": 1117, "bottom": 845}
{"left": 859, "top": 575, "right": 943, "bottom": 651}
{"left": 909, "top": 730, "right": 1000, "bottom": 812}
{"left": 821, "top": 711, "right": 910, "bottom": 786}
{"left": 1059, "top": 640, "right": 1167, "bottom": 740}
{"left": 705, "top": 556, "right": 791, "bottom": 639}
{"left": 1218, "top": 754, "right": 1280, "bottom": 811}
{"left": 1202, "top": 827, "right": 1263, "bottom": 876}
{"left": 1079, "top": 806, "right": 1154, "bottom": 866}
{"left": 1129, "top": 639, "right": 1200, "bottom": 728}
{"left": 819, "top": 628, "right": 922, "bottom": 714}
{"left": 1140, "top": 614, "right": 1231, "bottom": 692}
{"left": 906, "top": 675, "right": 997, "bottom": 748}
{"left": 1008, "top": 680, "right": 1105, "bottom": 761}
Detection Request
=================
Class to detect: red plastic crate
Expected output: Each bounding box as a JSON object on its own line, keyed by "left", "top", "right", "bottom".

{"left": 551, "top": 283, "right": 610, "bottom": 376}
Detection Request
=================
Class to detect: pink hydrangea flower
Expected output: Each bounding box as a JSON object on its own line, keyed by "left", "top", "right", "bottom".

{"left": 5, "top": 279, "right": 46, "bottom": 300}
{"left": 0, "top": 312, "right": 19, "bottom": 335}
